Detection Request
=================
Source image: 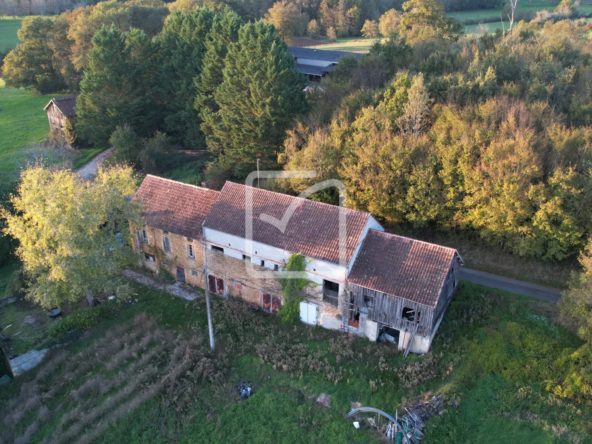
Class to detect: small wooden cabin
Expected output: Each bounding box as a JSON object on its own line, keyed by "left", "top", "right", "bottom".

{"left": 44, "top": 96, "right": 77, "bottom": 135}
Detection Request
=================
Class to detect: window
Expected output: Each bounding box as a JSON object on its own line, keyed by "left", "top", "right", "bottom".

{"left": 163, "top": 236, "right": 171, "bottom": 253}
{"left": 274, "top": 264, "right": 279, "bottom": 271}
{"left": 363, "top": 295, "right": 374, "bottom": 308}
{"left": 242, "top": 254, "right": 251, "bottom": 262}
{"left": 260, "top": 260, "right": 265, "bottom": 267}
{"left": 187, "top": 244, "right": 195, "bottom": 259}
{"left": 191, "top": 269, "right": 198, "bottom": 276}
{"left": 212, "top": 246, "right": 224, "bottom": 254}
{"left": 141, "top": 229, "right": 148, "bottom": 243}
{"left": 322, "top": 280, "right": 339, "bottom": 307}
{"left": 144, "top": 252, "right": 155, "bottom": 262}
{"left": 402, "top": 307, "right": 420, "bottom": 322}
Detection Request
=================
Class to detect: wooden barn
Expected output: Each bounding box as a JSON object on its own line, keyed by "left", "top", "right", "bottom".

{"left": 347, "top": 230, "right": 463, "bottom": 354}
{"left": 44, "top": 96, "right": 77, "bottom": 135}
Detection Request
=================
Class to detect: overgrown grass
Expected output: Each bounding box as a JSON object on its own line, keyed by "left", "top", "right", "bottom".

{"left": 0, "top": 263, "right": 19, "bottom": 300}
{"left": 0, "top": 79, "right": 66, "bottom": 181}
{"left": 1, "top": 280, "right": 590, "bottom": 443}
{"left": 72, "top": 147, "right": 106, "bottom": 170}
{"left": 0, "top": 18, "right": 22, "bottom": 52}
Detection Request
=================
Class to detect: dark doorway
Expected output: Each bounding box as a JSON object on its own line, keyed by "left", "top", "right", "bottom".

{"left": 176, "top": 267, "right": 185, "bottom": 283}
{"left": 208, "top": 275, "right": 224, "bottom": 295}
{"left": 262, "top": 293, "right": 281, "bottom": 314}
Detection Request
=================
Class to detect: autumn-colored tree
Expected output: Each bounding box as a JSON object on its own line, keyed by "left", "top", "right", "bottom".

{"left": 400, "top": 0, "right": 463, "bottom": 43}
{"left": 3, "top": 17, "right": 66, "bottom": 93}
{"left": 327, "top": 26, "right": 337, "bottom": 42}
{"left": 560, "top": 238, "right": 592, "bottom": 341}
{"left": 1, "top": 166, "right": 141, "bottom": 308}
{"left": 378, "top": 8, "right": 401, "bottom": 37}
{"left": 398, "top": 73, "right": 432, "bottom": 136}
{"left": 307, "top": 18, "right": 321, "bottom": 38}
{"left": 265, "top": 0, "right": 307, "bottom": 43}
{"left": 361, "top": 19, "right": 379, "bottom": 38}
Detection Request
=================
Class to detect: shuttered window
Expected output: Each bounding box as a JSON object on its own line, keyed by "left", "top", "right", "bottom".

{"left": 163, "top": 237, "right": 171, "bottom": 253}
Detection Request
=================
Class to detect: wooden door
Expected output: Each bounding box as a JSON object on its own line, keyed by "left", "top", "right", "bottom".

{"left": 176, "top": 267, "right": 185, "bottom": 283}
{"left": 216, "top": 277, "right": 224, "bottom": 295}
{"left": 208, "top": 275, "right": 217, "bottom": 294}
{"left": 262, "top": 293, "right": 271, "bottom": 312}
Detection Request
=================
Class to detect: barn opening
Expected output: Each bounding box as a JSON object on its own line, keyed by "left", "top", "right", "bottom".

{"left": 322, "top": 280, "right": 339, "bottom": 307}
{"left": 402, "top": 307, "right": 420, "bottom": 322}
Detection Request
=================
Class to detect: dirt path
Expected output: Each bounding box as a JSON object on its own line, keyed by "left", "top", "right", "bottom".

{"left": 124, "top": 269, "right": 201, "bottom": 301}
{"left": 76, "top": 147, "right": 115, "bottom": 179}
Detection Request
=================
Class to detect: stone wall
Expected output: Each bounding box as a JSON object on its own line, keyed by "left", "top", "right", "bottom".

{"left": 132, "top": 226, "right": 206, "bottom": 288}
{"left": 206, "top": 249, "right": 284, "bottom": 308}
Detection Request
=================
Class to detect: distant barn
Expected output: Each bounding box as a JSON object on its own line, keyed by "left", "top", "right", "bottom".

{"left": 44, "top": 96, "right": 77, "bottom": 135}
{"left": 288, "top": 47, "right": 363, "bottom": 81}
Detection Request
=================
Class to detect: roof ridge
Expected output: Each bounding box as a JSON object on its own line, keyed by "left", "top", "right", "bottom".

{"left": 225, "top": 181, "right": 371, "bottom": 218}
{"left": 369, "top": 229, "right": 457, "bottom": 252}
{"left": 146, "top": 175, "right": 219, "bottom": 194}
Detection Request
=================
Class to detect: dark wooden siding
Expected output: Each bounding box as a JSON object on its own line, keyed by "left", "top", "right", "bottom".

{"left": 349, "top": 283, "right": 434, "bottom": 337}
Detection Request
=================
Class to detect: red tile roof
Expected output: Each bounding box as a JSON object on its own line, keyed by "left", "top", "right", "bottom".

{"left": 134, "top": 175, "right": 219, "bottom": 240}
{"left": 347, "top": 230, "right": 458, "bottom": 307}
{"left": 203, "top": 182, "right": 371, "bottom": 266}
{"left": 44, "top": 96, "right": 77, "bottom": 117}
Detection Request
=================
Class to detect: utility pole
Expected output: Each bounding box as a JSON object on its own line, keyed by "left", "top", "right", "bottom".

{"left": 257, "top": 158, "right": 260, "bottom": 188}
{"left": 202, "top": 243, "right": 215, "bottom": 350}
{"left": 197, "top": 221, "right": 214, "bottom": 350}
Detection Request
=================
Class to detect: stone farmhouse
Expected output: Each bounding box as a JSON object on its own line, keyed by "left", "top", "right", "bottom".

{"left": 132, "top": 175, "right": 463, "bottom": 354}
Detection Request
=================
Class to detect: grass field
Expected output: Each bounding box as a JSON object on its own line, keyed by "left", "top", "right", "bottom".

{"left": 308, "top": 37, "right": 383, "bottom": 53}
{"left": 0, "top": 79, "right": 103, "bottom": 180}
{"left": 0, "top": 18, "right": 22, "bottom": 52}
{"left": 449, "top": 0, "right": 592, "bottom": 34}
{"left": 0, "top": 79, "right": 60, "bottom": 181}
{"left": 0, "top": 279, "right": 590, "bottom": 443}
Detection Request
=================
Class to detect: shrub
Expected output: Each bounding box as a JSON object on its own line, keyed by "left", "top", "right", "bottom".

{"left": 48, "top": 305, "right": 116, "bottom": 338}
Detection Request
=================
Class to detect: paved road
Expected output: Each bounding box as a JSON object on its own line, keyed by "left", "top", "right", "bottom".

{"left": 460, "top": 268, "right": 563, "bottom": 303}
{"left": 76, "top": 147, "right": 115, "bottom": 179}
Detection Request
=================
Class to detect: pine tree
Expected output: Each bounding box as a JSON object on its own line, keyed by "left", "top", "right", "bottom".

{"left": 76, "top": 26, "right": 159, "bottom": 148}
{"left": 156, "top": 8, "right": 215, "bottom": 148}
{"left": 209, "top": 21, "right": 308, "bottom": 178}
{"left": 196, "top": 7, "right": 242, "bottom": 155}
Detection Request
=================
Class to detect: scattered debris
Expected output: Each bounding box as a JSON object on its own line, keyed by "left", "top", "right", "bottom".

{"left": 353, "top": 421, "right": 360, "bottom": 429}
{"left": 10, "top": 348, "right": 49, "bottom": 376}
{"left": 316, "top": 393, "right": 331, "bottom": 408}
{"left": 351, "top": 401, "right": 363, "bottom": 410}
{"left": 348, "top": 395, "right": 454, "bottom": 443}
{"left": 2, "top": 324, "right": 12, "bottom": 331}
{"left": 236, "top": 381, "right": 253, "bottom": 398}
{"left": 47, "top": 308, "right": 62, "bottom": 318}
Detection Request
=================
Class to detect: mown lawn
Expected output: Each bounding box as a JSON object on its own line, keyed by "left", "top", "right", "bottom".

{"left": 1, "top": 280, "right": 589, "bottom": 443}
{"left": 308, "top": 37, "right": 383, "bottom": 53}
{"left": 0, "top": 18, "right": 22, "bottom": 52}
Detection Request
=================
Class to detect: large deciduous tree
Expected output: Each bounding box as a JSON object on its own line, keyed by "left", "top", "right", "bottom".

{"left": 207, "top": 20, "right": 308, "bottom": 177}
{"left": 3, "top": 17, "right": 66, "bottom": 93}
{"left": 1, "top": 166, "right": 141, "bottom": 309}
{"left": 264, "top": 0, "right": 307, "bottom": 44}
{"left": 76, "top": 26, "right": 160, "bottom": 148}
{"left": 399, "top": 0, "right": 463, "bottom": 43}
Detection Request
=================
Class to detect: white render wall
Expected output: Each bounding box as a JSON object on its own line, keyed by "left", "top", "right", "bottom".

{"left": 203, "top": 227, "right": 348, "bottom": 295}
{"left": 295, "top": 58, "right": 334, "bottom": 67}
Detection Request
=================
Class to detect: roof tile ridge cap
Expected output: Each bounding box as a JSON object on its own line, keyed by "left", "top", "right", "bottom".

{"left": 144, "top": 175, "right": 218, "bottom": 193}
{"left": 375, "top": 230, "right": 457, "bottom": 253}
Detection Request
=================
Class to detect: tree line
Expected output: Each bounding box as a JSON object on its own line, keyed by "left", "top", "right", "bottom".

{"left": 282, "top": 12, "right": 592, "bottom": 263}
